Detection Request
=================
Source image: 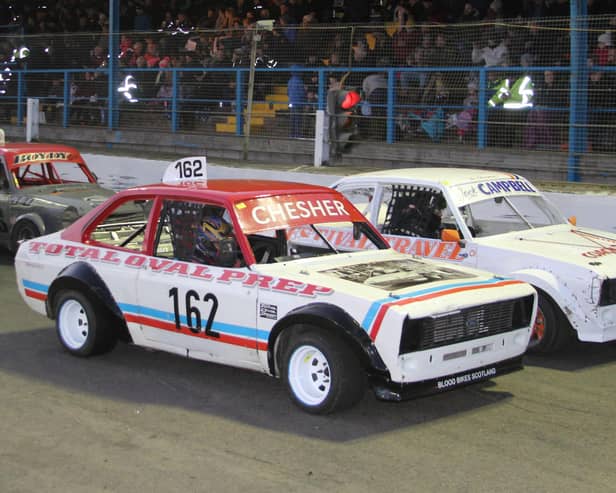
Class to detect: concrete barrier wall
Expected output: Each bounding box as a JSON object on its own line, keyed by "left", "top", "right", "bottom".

{"left": 84, "top": 153, "right": 616, "bottom": 233}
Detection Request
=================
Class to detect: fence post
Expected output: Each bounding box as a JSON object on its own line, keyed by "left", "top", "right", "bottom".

{"left": 317, "top": 69, "right": 326, "bottom": 110}
{"left": 26, "top": 98, "right": 39, "bottom": 142}
{"left": 568, "top": 2, "right": 588, "bottom": 182}
{"left": 314, "top": 109, "right": 329, "bottom": 166}
{"left": 477, "top": 69, "right": 487, "bottom": 149}
{"left": 171, "top": 70, "right": 178, "bottom": 132}
{"left": 235, "top": 70, "right": 244, "bottom": 135}
{"left": 16, "top": 71, "right": 24, "bottom": 126}
{"left": 63, "top": 71, "right": 70, "bottom": 127}
{"left": 107, "top": 0, "right": 120, "bottom": 129}
{"left": 386, "top": 69, "right": 395, "bottom": 144}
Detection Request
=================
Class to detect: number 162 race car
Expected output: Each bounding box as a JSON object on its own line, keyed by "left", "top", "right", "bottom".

{"left": 15, "top": 157, "right": 537, "bottom": 413}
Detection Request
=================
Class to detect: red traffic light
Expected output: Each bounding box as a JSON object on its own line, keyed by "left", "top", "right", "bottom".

{"left": 341, "top": 90, "right": 360, "bottom": 110}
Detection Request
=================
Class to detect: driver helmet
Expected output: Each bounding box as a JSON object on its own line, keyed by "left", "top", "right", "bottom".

{"left": 194, "top": 212, "right": 232, "bottom": 264}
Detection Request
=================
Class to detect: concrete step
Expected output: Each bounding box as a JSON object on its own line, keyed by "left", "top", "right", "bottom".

{"left": 272, "top": 85, "right": 287, "bottom": 95}
{"left": 265, "top": 93, "right": 289, "bottom": 103}
{"left": 225, "top": 116, "right": 265, "bottom": 125}
{"left": 216, "top": 118, "right": 267, "bottom": 133}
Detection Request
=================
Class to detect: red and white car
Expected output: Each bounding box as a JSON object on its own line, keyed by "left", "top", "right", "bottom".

{"left": 15, "top": 158, "right": 536, "bottom": 413}
{"left": 334, "top": 167, "right": 616, "bottom": 353}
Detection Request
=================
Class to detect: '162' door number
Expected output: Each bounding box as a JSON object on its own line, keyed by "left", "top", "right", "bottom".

{"left": 169, "top": 287, "right": 219, "bottom": 337}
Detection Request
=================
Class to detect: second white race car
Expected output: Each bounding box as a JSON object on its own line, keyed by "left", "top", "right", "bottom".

{"left": 334, "top": 167, "right": 616, "bottom": 353}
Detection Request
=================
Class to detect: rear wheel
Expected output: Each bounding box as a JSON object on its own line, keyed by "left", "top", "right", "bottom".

{"left": 55, "top": 290, "right": 117, "bottom": 356}
{"left": 528, "top": 293, "right": 573, "bottom": 354}
{"left": 10, "top": 220, "right": 40, "bottom": 253}
{"left": 281, "top": 327, "right": 365, "bottom": 414}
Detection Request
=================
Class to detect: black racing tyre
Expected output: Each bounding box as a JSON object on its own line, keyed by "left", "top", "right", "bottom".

{"left": 281, "top": 327, "right": 365, "bottom": 414}
{"left": 54, "top": 290, "right": 117, "bottom": 357}
{"left": 10, "top": 220, "right": 41, "bottom": 253}
{"left": 528, "top": 293, "right": 573, "bottom": 354}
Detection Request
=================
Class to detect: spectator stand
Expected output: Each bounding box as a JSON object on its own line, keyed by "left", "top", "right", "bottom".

{"left": 0, "top": 11, "right": 615, "bottom": 180}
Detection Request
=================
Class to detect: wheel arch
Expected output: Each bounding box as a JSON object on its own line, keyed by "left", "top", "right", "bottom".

{"left": 510, "top": 268, "right": 572, "bottom": 328}
{"left": 12, "top": 213, "right": 46, "bottom": 237}
{"left": 46, "top": 261, "right": 131, "bottom": 341}
{"left": 10, "top": 214, "right": 45, "bottom": 252}
{"left": 268, "top": 302, "right": 388, "bottom": 378}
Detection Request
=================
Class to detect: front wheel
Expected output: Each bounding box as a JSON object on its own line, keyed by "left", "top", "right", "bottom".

{"left": 55, "top": 290, "right": 117, "bottom": 356}
{"left": 281, "top": 328, "right": 365, "bottom": 414}
{"left": 528, "top": 293, "right": 573, "bottom": 354}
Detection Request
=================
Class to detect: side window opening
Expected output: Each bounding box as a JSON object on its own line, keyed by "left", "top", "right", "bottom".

{"left": 339, "top": 186, "right": 375, "bottom": 220}
{"left": 381, "top": 184, "right": 447, "bottom": 239}
{"left": 88, "top": 198, "right": 153, "bottom": 250}
{"left": 154, "top": 200, "right": 244, "bottom": 268}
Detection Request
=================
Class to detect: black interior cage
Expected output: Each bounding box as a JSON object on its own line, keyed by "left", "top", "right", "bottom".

{"left": 381, "top": 184, "right": 444, "bottom": 238}
{"left": 159, "top": 200, "right": 203, "bottom": 261}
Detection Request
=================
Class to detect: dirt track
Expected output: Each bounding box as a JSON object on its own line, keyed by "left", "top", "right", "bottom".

{"left": 2, "top": 251, "right": 616, "bottom": 493}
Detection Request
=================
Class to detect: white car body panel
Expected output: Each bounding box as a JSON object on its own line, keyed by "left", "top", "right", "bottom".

{"left": 334, "top": 168, "right": 616, "bottom": 343}
{"left": 16, "top": 236, "right": 534, "bottom": 389}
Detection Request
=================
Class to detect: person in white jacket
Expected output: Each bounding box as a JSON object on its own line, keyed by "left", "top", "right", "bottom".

{"left": 472, "top": 37, "right": 509, "bottom": 67}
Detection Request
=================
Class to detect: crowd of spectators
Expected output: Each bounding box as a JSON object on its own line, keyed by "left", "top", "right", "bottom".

{"left": 0, "top": 0, "right": 614, "bottom": 147}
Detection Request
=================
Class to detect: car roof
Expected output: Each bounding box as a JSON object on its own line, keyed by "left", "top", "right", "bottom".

{"left": 338, "top": 167, "right": 526, "bottom": 188}
{"left": 117, "top": 179, "right": 344, "bottom": 203}
{"left": 0, "top": 142, "right": 84, "bottom": 169}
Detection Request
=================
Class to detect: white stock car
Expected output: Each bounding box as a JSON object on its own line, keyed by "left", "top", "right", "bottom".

{"left": 15, "top": 158, "right": 536, "bottom": 414}
{"left": 334, "top": 168, "right": 616, "bottom": 353}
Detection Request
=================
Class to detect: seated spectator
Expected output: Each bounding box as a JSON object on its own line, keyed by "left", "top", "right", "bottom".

{"left": 594, "top": 32, "right": 612, "bottom": 66}
{"left": 447, "top": 81, "right": 478, "bottom": 142}
{"left": 70, "top": 72, "right": 104, "bottom": 125}
{"left": 134, "top": 4, "right": 152, "bottom": 31}
{"left": 588, "top": 69, "right": 616, "bottom": 152}
{"left": 392, "top": 25, "right": 420, "bottom": 65}
{"left": 472, "top": 36, "right": 509, "bottom": 67}
{"left": 458, "top": 3, "right": 481, "bottom": 22}
{"left": 143, "top": 41, "right": 160, "bottom": 68}
{"left": 398, "top": 48, "right": 429, "bottom": 105}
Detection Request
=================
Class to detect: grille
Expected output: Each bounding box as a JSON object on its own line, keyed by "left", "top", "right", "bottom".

{"left": 400, "top": 295, "right": 533, "bottom": 354}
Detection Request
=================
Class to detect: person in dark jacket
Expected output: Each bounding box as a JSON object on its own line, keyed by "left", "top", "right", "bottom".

{"left": 287, "top": 65, "right": 308, "bottom": 138}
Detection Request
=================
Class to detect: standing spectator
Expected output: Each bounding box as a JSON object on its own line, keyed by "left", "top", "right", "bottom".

{"left": 287, "top": 65, "right": 307, "bottom": 138}
{"left": 361, "top": 72, "right": 388, "bottom": 139}
{"left": 524, "top": 70, "right": 567, "bottom": 149}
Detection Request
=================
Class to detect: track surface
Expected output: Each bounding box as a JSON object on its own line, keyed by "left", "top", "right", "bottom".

{"left": 2, "top": 251, "right": 616, "bottom": 492}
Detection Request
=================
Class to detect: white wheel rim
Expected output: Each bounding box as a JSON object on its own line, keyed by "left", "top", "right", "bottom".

{"left": 288, "top": 345, "right": 331, "bottom": 406}
{"left": 58, "top": 299, "right": 90, "bottom": 350}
